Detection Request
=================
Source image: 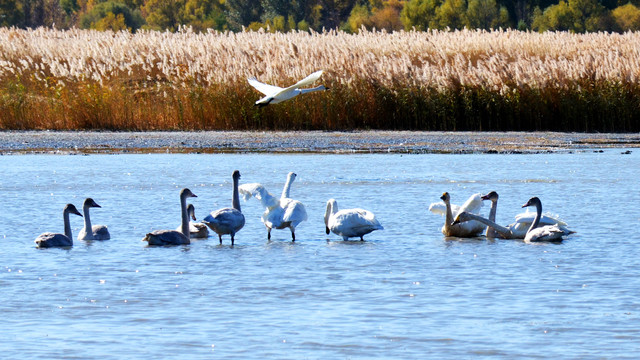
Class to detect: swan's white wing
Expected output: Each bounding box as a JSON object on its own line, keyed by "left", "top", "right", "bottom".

{"left": 282, "top": 70, "right": 323, "bottom": 92}
{"left": 238, "top": 183, "right": 264, "bottom": 201}
{"left": 331, "top": 209, "right": 383, "bottom": 238}
{"left": 511, "top": 211, "right": 572, "bottom": 239}
{"left": 459, "top": 193, "right": 483, "bottom": 214}
{"left": 248, "top": 77, "right": 283, "bottom": 96}
{"left": 514, "top": 211, "right": 568, "bottom": 226}
{"left": 238, "top": 183, "right": 279, "bottom": 209}
{"left": 429, "top": 202, "right": 462, "bottom": 216}
{"left": 281, "top": 199, "right": 308, "bottom": 225}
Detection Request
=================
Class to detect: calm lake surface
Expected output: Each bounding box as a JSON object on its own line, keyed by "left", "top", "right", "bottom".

{"left": 1, "top": 151, "right": 639, "bottom": 359}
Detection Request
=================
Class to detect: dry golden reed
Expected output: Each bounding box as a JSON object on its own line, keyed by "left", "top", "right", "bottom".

{"left": 1, "top": 27, "right": 639, "bottom": 131}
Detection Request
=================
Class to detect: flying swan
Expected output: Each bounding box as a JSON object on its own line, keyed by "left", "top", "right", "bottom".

{"left": 324, "top": 199, "right": 383, "bottom": 241}
{"left": 248, "top": 70, "right": 327, "bottom": 106}
{"left": 143, "top": 188, "right": 197, "bottom": 246}
{"left": 203, "top": 170, "right": 246, "bottom": 245}
{"left": 238, "top": 172, "right": 308, "bottom": 241}
{"left": 78, "top": 198, "right": 110, "bottom": 241}
{"left": 35, "top": 204, "right": 83, "bottom": 248}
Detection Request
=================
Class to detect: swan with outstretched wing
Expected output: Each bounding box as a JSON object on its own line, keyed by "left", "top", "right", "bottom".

{"left": 239, "top": 172, "right": 307, "bottom": 241}
{"left": 248, "top": 70, "right": 328, "bottom": 106}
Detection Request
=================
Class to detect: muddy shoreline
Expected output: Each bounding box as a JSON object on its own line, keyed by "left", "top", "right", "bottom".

{"left": 1, "top": 131, "right": 638, "bottom": 154}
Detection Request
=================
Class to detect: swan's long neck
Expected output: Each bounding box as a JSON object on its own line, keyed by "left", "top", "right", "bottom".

{"left": 486, "top": 199, "right": 498, "bottom": 238}
{"left": 465, "top": 213, "right": 513, "bottom": 238}
{"left": 527, "top": 201, "right": 543, "bottom": 234}
{"left": 281, "top": 175, "right": 294, "bottom": 199}
{"left": 180, "top": 194, "right": 190, "bottom": 238}
{"left": 324, "top": 200, "right": 337, "bottom": 226}
{"left": 82, "top": 205, "right": 93, "bottom": 239}
{"left": 488, "top": 199, "right": 497, "bottom": 222}
{"left": 444, "top": 199, "right": 454, "bottom": 231}
{"left": 300, "top": 85, "right": 326, "bottom": 94}
{"left": 232, "top": 177, "right": 241, "bottom": 211}
{"left": 63, "top": 208, "right": 73, "bottom": 240}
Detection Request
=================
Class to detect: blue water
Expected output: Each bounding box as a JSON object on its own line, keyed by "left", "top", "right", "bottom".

{"left": 1, "top": 151, "right": 639, "bottom": 359}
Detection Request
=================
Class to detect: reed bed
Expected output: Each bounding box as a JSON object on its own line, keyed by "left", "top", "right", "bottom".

{"left": 1, "top": 27, "right": 639, "bottom": 131}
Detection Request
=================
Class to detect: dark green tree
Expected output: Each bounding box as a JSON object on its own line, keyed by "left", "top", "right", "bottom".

{"left": 400, "top": 0, "right": 440, "bottom": 30}
{"left": 0, "top": 0, "right": 23, "bottom": 26}
{"left": 226, "top": 0, "right": 262, "bottom": 30}
{"left": 143, "top": 0, "right": 184, "bottom": 31}
{"left": 80, "top": 1, "right": 144, "bottom": 31}
{"left": 466, "top": 0, "right": 510, "bottom": 29}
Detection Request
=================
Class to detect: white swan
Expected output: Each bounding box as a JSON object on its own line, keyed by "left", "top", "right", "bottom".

{"left": 239, "top": 172, "right": 308, "bottom": 241}
{"left": 438, "top": 192, "right": 486, "bottom": 237}
{"left": 248, "top": 70, "right": 327, "bottom": 106}
{"left": 176, "top": 204, "right": 209, "bottom": 239}
{"left": 324, "top": 199, "right": 383, "bottom": 241}
{"left": 35, "top": 204, "right": 83, "bottom": 248}
{"left": 521, "top": 197, "right": 574, "bottom": 243}
{"left": 481, "top": 191, "right": 569, "bottom": 239}
{"left": 203, "top": 170, "right": 246, "bottom": 245}
{"left": 77, "top": 198, "right": 110, "bottom": 240}
{"left": 143, "top": 188, "right": 197, "bottom": 246}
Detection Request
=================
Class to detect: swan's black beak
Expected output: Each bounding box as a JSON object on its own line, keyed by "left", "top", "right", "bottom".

{"left": 452, "top": 220, "right": 460, "bottom": 226}
{"left": 326, "top": 227, "right": 330, "bottom": 235}
{"left": 481, "top": 194, "right": 491, "bottom": 200}
{"left": 522, "top": 201, "right": 531, "bottom": 208}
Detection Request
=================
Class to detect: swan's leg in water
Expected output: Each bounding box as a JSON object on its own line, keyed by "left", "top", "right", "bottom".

{"left": 218, "top": 234, "right": 222, "bottom": 244}
{"left": 290, "top": 226, "right": 295, "bottom": 242}
{"left": 267, "top": 226, "right": 271, "bottom": 240}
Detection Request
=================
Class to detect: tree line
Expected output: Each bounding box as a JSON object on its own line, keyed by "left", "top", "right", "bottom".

{"left": 1, "top": 0, "right": 640, "bottom": 33}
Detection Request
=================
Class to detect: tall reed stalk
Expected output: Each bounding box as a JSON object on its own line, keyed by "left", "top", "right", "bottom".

{"left": 1, "top": 27, "right": 639, "bottom": 131}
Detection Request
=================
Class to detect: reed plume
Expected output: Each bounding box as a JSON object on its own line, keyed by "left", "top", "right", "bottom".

{"left": 1, "top": 27, "right": 639, "bottom": 131}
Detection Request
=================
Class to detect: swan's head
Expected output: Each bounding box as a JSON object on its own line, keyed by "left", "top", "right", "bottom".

{"left": 187, "top": 204, "right": 197, "bottom": 221}
{"left": 288, "top": 172, "right": 297, "bottom": 181}
{"left": 232, "top": 170, "right": 241, "bottom": 181}
{"left": 522, "top": 197, "right": 541, "bottom": 208}
{"left": 181, "top": 188, "right": 197, "bottom": 199}
{"left": 481, "top": 191, "right": 498, "bottom": 202}
{"left": 452, "top": 211, "right": 472, "bottom": 225}
{"left": 64, "top": 204, "right": 83, "bottom": 217}
{"left": 84, "top": 198, "right": 101, "bottom": 208}
{"left": 440, "top": 192, "right": 450, "bottom": 202}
